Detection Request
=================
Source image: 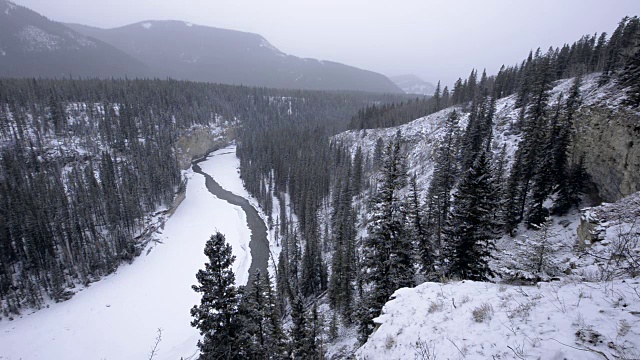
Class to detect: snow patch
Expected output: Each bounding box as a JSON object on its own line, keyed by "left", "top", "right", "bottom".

{"left": 0, "top": 48, "right": 6, "bottom": 56}
{"left": 18, "top": 25, "right": 63, "bottom": 52}
{"left": 185, "top": 21, "right": 193, "bottom": 27}
{"left": 402, "top": 83, "right": 436, "bottom": 95}
{"left": 16, "top": 25, "right": 95, "bottom": 52}
{"left": 142, "top": 22, "right": 153, "bottom": 29}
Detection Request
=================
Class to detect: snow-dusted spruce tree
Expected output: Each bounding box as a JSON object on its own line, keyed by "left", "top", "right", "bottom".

{"left": 190, "top": 232, "right": 242, "bottom": 360}
{"left": 424, "top": 110, "right": 460, "bottom": 251}
{"left": 407, "top": 174, "right": 434, "bottom": 279}
{"left": 443, "top": 148, "right": 500, "bottom": 281}
{"left": 290, "top": 293, "right": 320, "bottom": 359}
{"left": 358, "top": 131, "right": 414, "bottom": 342}
{"left": 510, "top": 217, "right": 563, "bottom": 281}
{"left": 552, "top": 76, "right": 582, "bottom": 215}
{"left": 236, "top": 269, "right": 289, "bottom": 359}
{"left": 525, "top": 93, "right": 562, "bottom": 228}
{"left": 620, "top": 40, "right": 640, "bottom": 107}
{"left": 329, "top": 160, "right": 357, "bottom": 322}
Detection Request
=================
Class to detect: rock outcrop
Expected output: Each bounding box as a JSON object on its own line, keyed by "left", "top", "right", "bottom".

{"left": 175, "top": 126, "right": 235, "bottom": 170}
{"left": 577, "top": 191, "right": 640, "bottom": 248}
{"left": 573, "top": 106, "right": 640, "bottom": 203}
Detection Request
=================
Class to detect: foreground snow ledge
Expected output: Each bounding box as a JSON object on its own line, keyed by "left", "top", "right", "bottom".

{"left": 356, "top": 279, "right": 640, "bottom": 360}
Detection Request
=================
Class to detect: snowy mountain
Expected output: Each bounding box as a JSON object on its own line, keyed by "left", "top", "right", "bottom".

{"left": 66, "top": 21, "right": 404, "bottom": 93}
{"left": 0, "top": 0, "right": 149, "bottom": 78}
{"left": 390, "top": 74, "right": 437, "bottom": 95}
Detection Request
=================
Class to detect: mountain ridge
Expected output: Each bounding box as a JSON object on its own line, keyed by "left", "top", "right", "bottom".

{"left": 66, "top": 20, "right": 403, "bottom": 93}
{"left": 0, "top": 0, "right": 150, "bottom": 78}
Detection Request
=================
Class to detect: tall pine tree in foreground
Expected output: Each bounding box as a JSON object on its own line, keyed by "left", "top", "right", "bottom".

{"left": 552, "top": 76, "right": 582, "bottom": 215}
{"left": 359, "top": 131, "right": 413, "bottom": 342}
{"left": 443, "top": 149, "right": 500, "bottom": 281}
{"left": 424, "top": 110, "right": 460, "bottom": 250}
{"left": 191, "top": 232, "right": 241, "bottom": 360}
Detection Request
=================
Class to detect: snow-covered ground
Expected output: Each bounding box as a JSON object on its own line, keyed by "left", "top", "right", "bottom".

{"left": 354, "top": 191, "right": 640, "bottom": 360}
{"left": 0, "top": 149, "right": 254, "bottom": 360}
{"left": 357, "top": 279, "right": 640, "bottom": 360}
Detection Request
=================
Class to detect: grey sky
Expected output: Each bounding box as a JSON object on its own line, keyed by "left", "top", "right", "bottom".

{"left": 12, "top": 0, "right": 639, "bottom": 87}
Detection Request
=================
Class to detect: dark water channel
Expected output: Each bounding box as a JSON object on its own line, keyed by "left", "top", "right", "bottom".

{"left": 192, "top": 154, "right": 269, "bottom": 289}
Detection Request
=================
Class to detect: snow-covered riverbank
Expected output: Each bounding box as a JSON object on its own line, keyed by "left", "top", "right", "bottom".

{"left": 0, "top": 147, "right": 253, "bottom": 360}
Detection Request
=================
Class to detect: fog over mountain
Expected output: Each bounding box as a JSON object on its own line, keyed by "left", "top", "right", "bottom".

{"left": 66, "top": 21, "right": 402, "bottom": 92}
{"left": 11, "top": 0, "right": 639, "bottom": 87}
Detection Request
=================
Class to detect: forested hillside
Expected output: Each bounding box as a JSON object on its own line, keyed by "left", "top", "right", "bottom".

{"left": 231, "top": 15, "right": 640, "bottom": 358}
{"left": 0, "top": 78, "right": 406, "bottom": 316}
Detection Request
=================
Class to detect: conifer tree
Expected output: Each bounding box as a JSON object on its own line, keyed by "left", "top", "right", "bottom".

{"left": 619, "top": 34, "right": 640, "bottom": 108}
{"left": 442, "top": 86, "right": 450, "bottom": 107}
{"left": 359, "top": 131, "right": 413, "bottom": 340}
{"left": 526, "top": 94, "right": 562, "bottom": 227}
{"left": 191, "top": 232, "right": 241, "bottom": 360}
{"left": 408, "top": 174, "right": 433, "bottom": 277}
{"left": 237, "top": 269, "right": 289, "bottom": 359}
{"left": 329, "top": 166, "right": 356, "bottom": 321}
{"left": 504, "top": 53, "right": 554, "bottom": 232}
{"left": 433, "top": 81, "right": 442, "bottom": 112}
{"left": 290, "top": 293, "right": 319, "bottom": 359}
{"left": 553, "top": 77, "right": 582, "bottom": 214}
{"left": 352, "top": 146, "right": 365, "bottom": 194}
{"left": 443, "top": 149, "right": 499, "bottom": 281}
{"left": 600, "top": 17, "right": 629, "bottom": 85}
{"left": 425, "top": 110, "right": 460, "bottom": 248}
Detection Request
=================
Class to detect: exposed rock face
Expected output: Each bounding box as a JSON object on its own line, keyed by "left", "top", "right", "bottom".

{"left": 573, "top": 106, "right": 640, "bottom": 203}
{"left": 175, "top": 126, "right": 235, "bottom": 170}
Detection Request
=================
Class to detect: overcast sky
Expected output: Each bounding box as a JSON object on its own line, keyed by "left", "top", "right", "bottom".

{"left": 12, "top": 0, "right": 640, "bottom": 87}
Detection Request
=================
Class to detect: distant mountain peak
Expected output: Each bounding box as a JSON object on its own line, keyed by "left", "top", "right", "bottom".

{"left": 390, "top": 74, "right": 436, "bottom": 96}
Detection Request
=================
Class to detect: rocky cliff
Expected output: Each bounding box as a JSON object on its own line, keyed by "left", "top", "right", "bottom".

{"left": 573, "top": 105, "right": 640, "bottom": 203}
{"left": 175, "top": 126, "right": 235, "bottom": 170}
